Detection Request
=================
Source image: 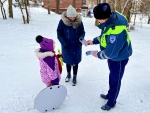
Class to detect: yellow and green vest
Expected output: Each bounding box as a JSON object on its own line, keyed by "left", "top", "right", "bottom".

{"left": 100, "top": 25, "right": 130, "bottom": 48}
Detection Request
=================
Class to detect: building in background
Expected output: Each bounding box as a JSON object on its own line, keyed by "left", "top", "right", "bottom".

{"left": 83, "top": 0, "right": 89, "bottom": 6}
{"left": 43, "top": 0, "right": 87, "bottom": 13}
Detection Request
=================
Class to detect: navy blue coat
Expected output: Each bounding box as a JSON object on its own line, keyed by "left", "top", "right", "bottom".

{"left": 57, "top": 12, "right": 85, "bottom": 65}
{"left": 93, "top": 12, "right": 132, "bottom": 61}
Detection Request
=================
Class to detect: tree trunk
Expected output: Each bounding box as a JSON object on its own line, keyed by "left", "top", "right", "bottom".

{"left": 115, "top": 0, "right": 121, "bottom": 12}
{"left": 26, "top": 0, "right": 29, "bottom": 5}
{"left": 122, "top": 0, "right": 129, "bottom": 14}
{"left": 47, "top": 0, "right": 50, "bottom": 14}
{"left": 101, "top": 0, "right": 107, "bottom": 3}
{"left": 0, "top": 0, "right": 7, "bottom": 19}
{"left": 19, "top": 1, "right": 26, "bottom": 24}
{"left": 148, "top": 16, "right": 150, "bottom": 24}
{"left": 97, "top": 0, "right": 100, "bottom": 4}
{"left": 88, "top": 0, "right": 92, "bottom": 8}
{"left": 55, "top": 0, "right": 60, "bottom": 14}
{"left": 111, "top": 0, "right": 115, "bottom": 11}
{"left": 133, "top": 0, "right": 138, "bottom": 25}
{"left": 1, "top": 7, "right": 5, "bottom": 19}
{"left": 3, "top": 8, "right": 7, "bottom": 19}
{"left": 72, "top": 0, "right": 76, "bottom": 8}
{"left": 133, "top": 13, "right": 137, "bottom": 25}
{"left": 8, "top": 0, "right": 13, "bottom": 18}
{"left": 24, "top": 0, "right": 29, "bottom": 23}
{"left": 122, "top": 0, "right": 132, "bottom": 23}
{"left": 139, "top": 0, "right": 150, "bottom": 24}
{"left": 0, "top": 0, "right": 5, "bottom": 19}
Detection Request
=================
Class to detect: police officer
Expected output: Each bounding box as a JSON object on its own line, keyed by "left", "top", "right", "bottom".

{"left": 87, "top": 3, "right": 132, "bottom": 110}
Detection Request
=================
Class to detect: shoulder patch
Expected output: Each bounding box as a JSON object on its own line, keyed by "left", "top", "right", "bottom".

{"left": 110, "top": 35, "right": 116, "bottom": 43}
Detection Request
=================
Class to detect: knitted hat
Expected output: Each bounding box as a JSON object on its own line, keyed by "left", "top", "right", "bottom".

{"left": 35, "top": 35, "right": 54, "bottom": 51}
{"left": 66, "top": 5, "right": 77, "bottom": 17}
{"left": 93, "top": 3, "right": 111, "bottom": 19}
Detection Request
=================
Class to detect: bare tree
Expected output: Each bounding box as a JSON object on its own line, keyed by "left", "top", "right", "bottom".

{"left": 88, "top": 0, "right": 93, "bottom": 8}
{"left": 122, "top": 0, "right": 128, "bottom": 14}
{"left": 18, "top": 1, "right": 30, "bottom": 24}
{"left": 132, "top": 0, "right": 138, "bottom": 25}
{"left": 55, "top": 0, "right": 60, "bottom": 14}
{"left": 97, "top": 0, "right": 100, "bottom": 3}
{"left": 8, "top": 0, "right": 13, "bottom": 18}
{"left": 0, "top": 0, "right": 7, "bottom": 19}
{"left": 18, "top": 1, "right": 26, "bottom": 24}
{"left": 24, "top": 0, "right": 29, "bottom": 23}
{"left": 47, "top": 0, "right": 50, "bottom": 14}
{"left": 26, "top": 0, "right": 29, "bottom": 5}
{"left": 148, "top": 16, "right": 150, "bottom": 24}
{"left": 72, "top": 0, "right": 76, "bottom": 8}
{"left": 140, "top": 0, "right": 150, "bottom": 24}
{"left": 101, "top": 0, "right": 107, "bottom": 2}
{"left": 92, "top": 0, "right": 99, "bottom": 4}
{"left": 122, "top": 0, "right": 132, "bottom": 23}
{"left": 115, "top": 0, "right": 121, "bottom": 12}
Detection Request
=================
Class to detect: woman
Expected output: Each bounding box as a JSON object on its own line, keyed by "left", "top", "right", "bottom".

{"left": 57, "top": 5, "right": 85, "bottom": 86}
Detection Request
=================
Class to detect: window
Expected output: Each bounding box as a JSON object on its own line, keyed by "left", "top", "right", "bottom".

{"left": 83, "top": 0, "right": 86, "bottom": 5}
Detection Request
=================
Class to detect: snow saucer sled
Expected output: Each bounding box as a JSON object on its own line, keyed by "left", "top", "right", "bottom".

{"left": 34, "top": 85, "right": 67, "bottom": 112}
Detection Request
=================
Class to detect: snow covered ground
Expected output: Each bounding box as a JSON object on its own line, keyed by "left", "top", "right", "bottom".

{"left": 0, "top": 4, "right": 150, "bottom": 113}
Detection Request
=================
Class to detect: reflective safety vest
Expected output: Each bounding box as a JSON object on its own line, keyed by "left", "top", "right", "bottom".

{"left": 99, "top": 25, "right": 131, "bottom": 48}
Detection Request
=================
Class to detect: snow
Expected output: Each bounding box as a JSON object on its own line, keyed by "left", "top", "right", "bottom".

{"left": 1, "top": 4, "right": 150, "bottom": 113}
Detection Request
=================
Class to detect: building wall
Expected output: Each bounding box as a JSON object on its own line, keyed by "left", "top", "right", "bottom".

{"left": 83, "top": 0, "right": 89, "bottom": 7}
{"left": 43, "top": 0, "right": 84, "bottom": 12}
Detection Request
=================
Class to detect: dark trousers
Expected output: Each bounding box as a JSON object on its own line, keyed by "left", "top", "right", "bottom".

{"left": 106, "top": 58, "right": 129, "bottom": 107}
{"left": 66, "top": 64, "right": 78, "bottom": 75}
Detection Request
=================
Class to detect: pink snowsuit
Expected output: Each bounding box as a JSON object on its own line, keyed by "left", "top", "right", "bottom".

{"left": 39, "top": 58, "right": 61, "bottom": 86}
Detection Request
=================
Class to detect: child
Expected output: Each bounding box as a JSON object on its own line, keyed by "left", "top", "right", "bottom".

{"left": 35, "top": 35, "right": 63, "bottom": 87}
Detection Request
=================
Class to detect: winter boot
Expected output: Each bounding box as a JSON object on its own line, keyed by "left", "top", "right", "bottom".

{"left": 100, "top": 94, "right": 108, "bottom": 100}
{"left": 65, "top": 73, "right": 71, "bottom": 82}
{"left": 101, "top": 104, "right": 114, "bottom": 111}
{"left": 72, "top": 75, "right": 77, "bottom": 86}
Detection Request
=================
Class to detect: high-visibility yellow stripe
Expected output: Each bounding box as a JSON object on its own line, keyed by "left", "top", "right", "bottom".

{"left": 100, "top": 26, "right": 130, "bottom": 48}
